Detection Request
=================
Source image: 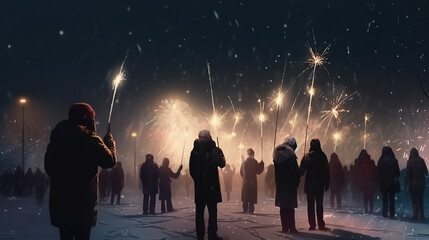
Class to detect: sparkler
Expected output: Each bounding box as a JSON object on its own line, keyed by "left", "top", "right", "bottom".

{"left": 333, "top": 132, "right": 341, "bottom": 152}
{"left": 320, "top": 86, "right": 357, "bottom": 142}
{"left": 364, "top": 114, "right": 370, "bottom": 149}
{"left": 290, "top": 113, "right": 298, "bottom": 134}
{"left": 228, "top": 96, "right": 244, "bottom": 138}
{"left": 272, "top": 59, "right": 288, "bottom": 150}
{"left": 207, "top": 62, "right": 220, "bottom": 146}
{"left": 301, "top": 36, "right": 330, "bottom": 154}
{"left": 108, "top": 50, "right": 129, "bottom": 126}
{"left": 258, "top": 99, "right": 266, "bottom": 161}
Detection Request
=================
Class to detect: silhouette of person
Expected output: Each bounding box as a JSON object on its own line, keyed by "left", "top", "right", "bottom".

{"left": 300, "top": 139, "right": 330, "bottom": 230}
{"left": 377, "top": 146, "right": 400, "bottom": 218}
{"left": 159, "top": 158, "right": 182, "bottom": 213}
{"left": 406, "top": 147, "right": 428, "bottom": 220}
{"left": 357, "top": 149, "right": 377, "bottom": 213}
{"left": 34, "top": 168, "right": 47, "bottom": 205}
{"left": 274, "top": 136, "right": 304, "bottom": 233}
{"left": 110, "top": 162, "right": 124, "bottom": 205}
{"left": 265, "top": 164, "right": 275, "bottom": 198}
{"left": 222, "top": 164, "right": 235, "bottom": 202}
{"left": 24, "top": 168, "right": 34, "bottom": 196}
{"left": 99, "top": 168, "right": 110, "bottom": 200}
{"left": 45, "top": 102, "right": 116, "bottom": 240}
{"left": 240, "top": 148, "right": 264, "bottom": 213}
{"left": 139, "top": 153, "right": 159, "bottom": 215}
{"left": 13, "top": 166, "right": 25, "bottom": 197}
{"left": 190, "top": 130, "right": 226, "bottom": 240}
{"left": 329, "top": 153, "right": 344, "bottom": 209}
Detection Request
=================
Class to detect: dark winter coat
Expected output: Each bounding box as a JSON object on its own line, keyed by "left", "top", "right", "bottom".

{"left": 273, "top": 144, "right": 305, "bottom": 208}
{"left": 329, "top": 153, "right": 345, "bottom": 193}
{"left": 140, "top": 160, "right": 159, "bottom": 195}
{"left": 405, "top": 148, "right": 428, "bottom": 191}
{"left": 300, "top": 141, "right": 330, "bottom": 195}
{"left": 110, "top": 164, "right": 124, "bottom": 193}
{"left": 44, "top": 120, "right": 116, "bottom": 228}
{"left": 240, "top": 156, "right": 264, "bottom": 203}
{"left": 377, "top": 146, "right": 400, "bottom": 193}
{"left": 265, "top": 164, "right": 275, "bottom": 189}
{"left": 34, "top": 169, "right": 47, "bottom": 196}
{"left": 189, "top": 138, "right": 226, "bottom": 204}
{"left": 222, "top": 165, "right": 235, "bottom": 192}
{"left": 357, "top": 152, "right": 378, "bottom": 195}
{"left": 159, "top": 166, "right": 181, "bottom": 200}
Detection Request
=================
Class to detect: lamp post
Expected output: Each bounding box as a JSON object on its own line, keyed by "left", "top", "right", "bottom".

{"left": 19, "top": 98, "right": 26, "bottom": 170}
{"left": 364, "top": 114, "right": 369, "bottom": 149}
{"left": 131, "top": 132, "right": 137, "bottom": 179}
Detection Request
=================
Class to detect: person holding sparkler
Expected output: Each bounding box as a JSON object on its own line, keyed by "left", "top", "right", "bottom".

{"left": 44, "top": 103, "right": 116, "bottom": 239}
{"left": 300, "top": 139, "right": 330, "bottom": 231}
{"left": 190, "top": 130, "right": 226, "bottom": 240}
{"left": 240, "top": 148, "right": 264, "bottom": 214}
{"left": 159, "top": 158, "right": 183, "bottom": 213}
{"left": 273, "top": 136, "right": 305, "bottom": 234}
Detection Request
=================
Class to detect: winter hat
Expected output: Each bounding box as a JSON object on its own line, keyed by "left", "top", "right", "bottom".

{"left": 198, "top": 130, "right": 212, "bottom": 140}
{"left": 247, "top": 148, "right": 255, "bottom": 156}
{"left": 283, "top": 135, "right": 297, "bottom": 150}
{"left": 68, "top": 103, "right": 95, "bottom": 122}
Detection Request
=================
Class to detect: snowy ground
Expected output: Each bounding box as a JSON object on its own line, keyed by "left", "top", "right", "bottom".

{"left": 1, "top": 188, "right": 428, "bottom": 240}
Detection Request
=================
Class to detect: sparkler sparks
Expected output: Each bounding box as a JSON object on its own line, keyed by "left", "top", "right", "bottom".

{"left": 320, "top": 87, "right": 357, "bottom": 141}
{"left": 302, "top": 34, "right": 331, "bottom": 154}
{"left": 108, "top": 50, "right": 129, "bottom": 124}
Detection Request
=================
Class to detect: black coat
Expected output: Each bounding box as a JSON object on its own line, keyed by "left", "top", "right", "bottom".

{"left": 240, "top": 156, "right": 264, "bottom": 203}
{"left": 159, "top": 166, "right": 181, "bottom": 200}
{"left": 301, "top": 149, "right": 330, "bottom": 195}
{"left": 406, "top": 148, "right": 428, "bottom": 190}
{"left": 273, "top": 144, "right": 304, "bottom": 208}
{"left": 189, "top": 138, "right": 226, "bottom": 204}
{"left": 110, "top": 165, "right": 124, "bottom": 193}
{"left": 140, "top": 161, "right": 159, "bottom": 195}
{"left": 377, "top": 147, "right": 400, "bottom": 193}
{"left": 44, "top": 120, "right": 116, "bottom": 228}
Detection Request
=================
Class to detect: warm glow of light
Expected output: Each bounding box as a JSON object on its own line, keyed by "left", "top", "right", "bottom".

{"left": 19, "top": 98, "right": 27, "bottom": 104}
{"left": 131, "top": 132, "right": 137, "bottom": 137}
{"left": 309, "top": 87, "right": 315, "bottom": 96}
{"left": 238, "top": 143, "right": 244, "bottom": 149}
{"left": 112, "top": 72, "right": 125, "bottom": 88}
{"left": 258, "top": 113, "right": 267, "bottom": 123}
{"left": 234, "top": 112, "right": 243, "bottom": 123}
{"left": 333, "top": 132, "right": 341, "bottom": 140}
{"left": 274, "top": 91, "right": 285, "bottom": 108}
{"left": 210, "top": 114, "right": 221, "bottom": 128}
{"left": 365, "top": 114, "right": 369, "bottom": 121}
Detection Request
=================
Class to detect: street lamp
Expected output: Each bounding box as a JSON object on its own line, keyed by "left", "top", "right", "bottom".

{"left": 131, "top": 132, "right": 137, "bottom": 179}
{"left": 19, "top": 98, "right": 27, "bottom": 170}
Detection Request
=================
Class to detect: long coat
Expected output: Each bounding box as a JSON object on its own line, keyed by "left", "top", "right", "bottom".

{"left": 329, "top": 153, "right": 345, "bottom": 193}
{"left": 377, "top": 147, "right": 400, "bottom": 193}
{"left": 189, "top": 138, "right": 226, "bottom": 204}
{"left": 110, "top": 164, "right": 124, "bottom": 193}
{"left": 140, "top": 161, "right": 159, "bottom": 195}
{"left": 301, "top": 149, "right": 330, "bottom": 195}
{"left": 358, "top": 152, "right": 378, "bottom": 195}
{"left": 405, "top": 148, "right": 428, "bottom": 191}
{"left": 240, "top": 156, "right": 264, "bottom": 203}
{"left": 159, "top": 166, "right": 181, "bottom": 200}
{"left": 273, "top": 144, "right": 305, "bottom": 208}
{"left": 44, "top": 120, "right": 116, "bottom": 228}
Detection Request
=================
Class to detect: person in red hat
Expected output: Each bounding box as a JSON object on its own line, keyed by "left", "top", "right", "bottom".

{"left": 45, "top": 103, "right": 116, "bottom": 240}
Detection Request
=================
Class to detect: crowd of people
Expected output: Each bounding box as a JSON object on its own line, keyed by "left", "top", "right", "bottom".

{"left": 2, "top": 102, "right": 427, "bottom": 240}
{"left": 0, "top": 166, "right": 48, "bottom": 205}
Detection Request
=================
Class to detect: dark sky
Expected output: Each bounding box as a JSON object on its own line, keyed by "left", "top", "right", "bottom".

{"left": 1, "top": 0, "right": 429, "bottom": 169}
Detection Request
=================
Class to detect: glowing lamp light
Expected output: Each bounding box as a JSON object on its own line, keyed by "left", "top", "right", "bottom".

{"left": 131, "top": 132, "right": 137, "bottom": 138}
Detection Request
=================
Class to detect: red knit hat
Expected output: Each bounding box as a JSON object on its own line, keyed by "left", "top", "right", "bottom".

{"left": 68, "top": 103, "right": 95, "bottom": 122}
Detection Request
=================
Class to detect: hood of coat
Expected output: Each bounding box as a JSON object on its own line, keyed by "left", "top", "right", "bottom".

{"left": 193, "top": 137, "right": 216, "bottom": 152}
{"left": 409, "top": 147, "right": 419, "bottom": 158}
{"left": 50, "top": 119, "right": 92, "bottom": 143}
{"left": 273, "top": 144, "right": 297, "bottom": 164}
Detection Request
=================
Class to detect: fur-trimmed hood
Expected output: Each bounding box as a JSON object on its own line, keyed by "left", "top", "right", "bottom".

{"left": 273, "top": 143, "right": 297, "bottom": 165}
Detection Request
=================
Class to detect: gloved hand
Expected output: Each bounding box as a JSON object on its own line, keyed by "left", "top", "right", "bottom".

{"left": 103, "top": 132, "right": 116, "bottom": 150}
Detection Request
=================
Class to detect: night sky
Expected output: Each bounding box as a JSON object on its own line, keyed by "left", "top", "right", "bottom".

{"left": 1, "top": 0, "right": 429, "bottom": 171}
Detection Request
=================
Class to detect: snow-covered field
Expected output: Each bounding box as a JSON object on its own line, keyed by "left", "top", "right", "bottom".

{"left": 1, "top": 188, "right": 428, "bottom": 240}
